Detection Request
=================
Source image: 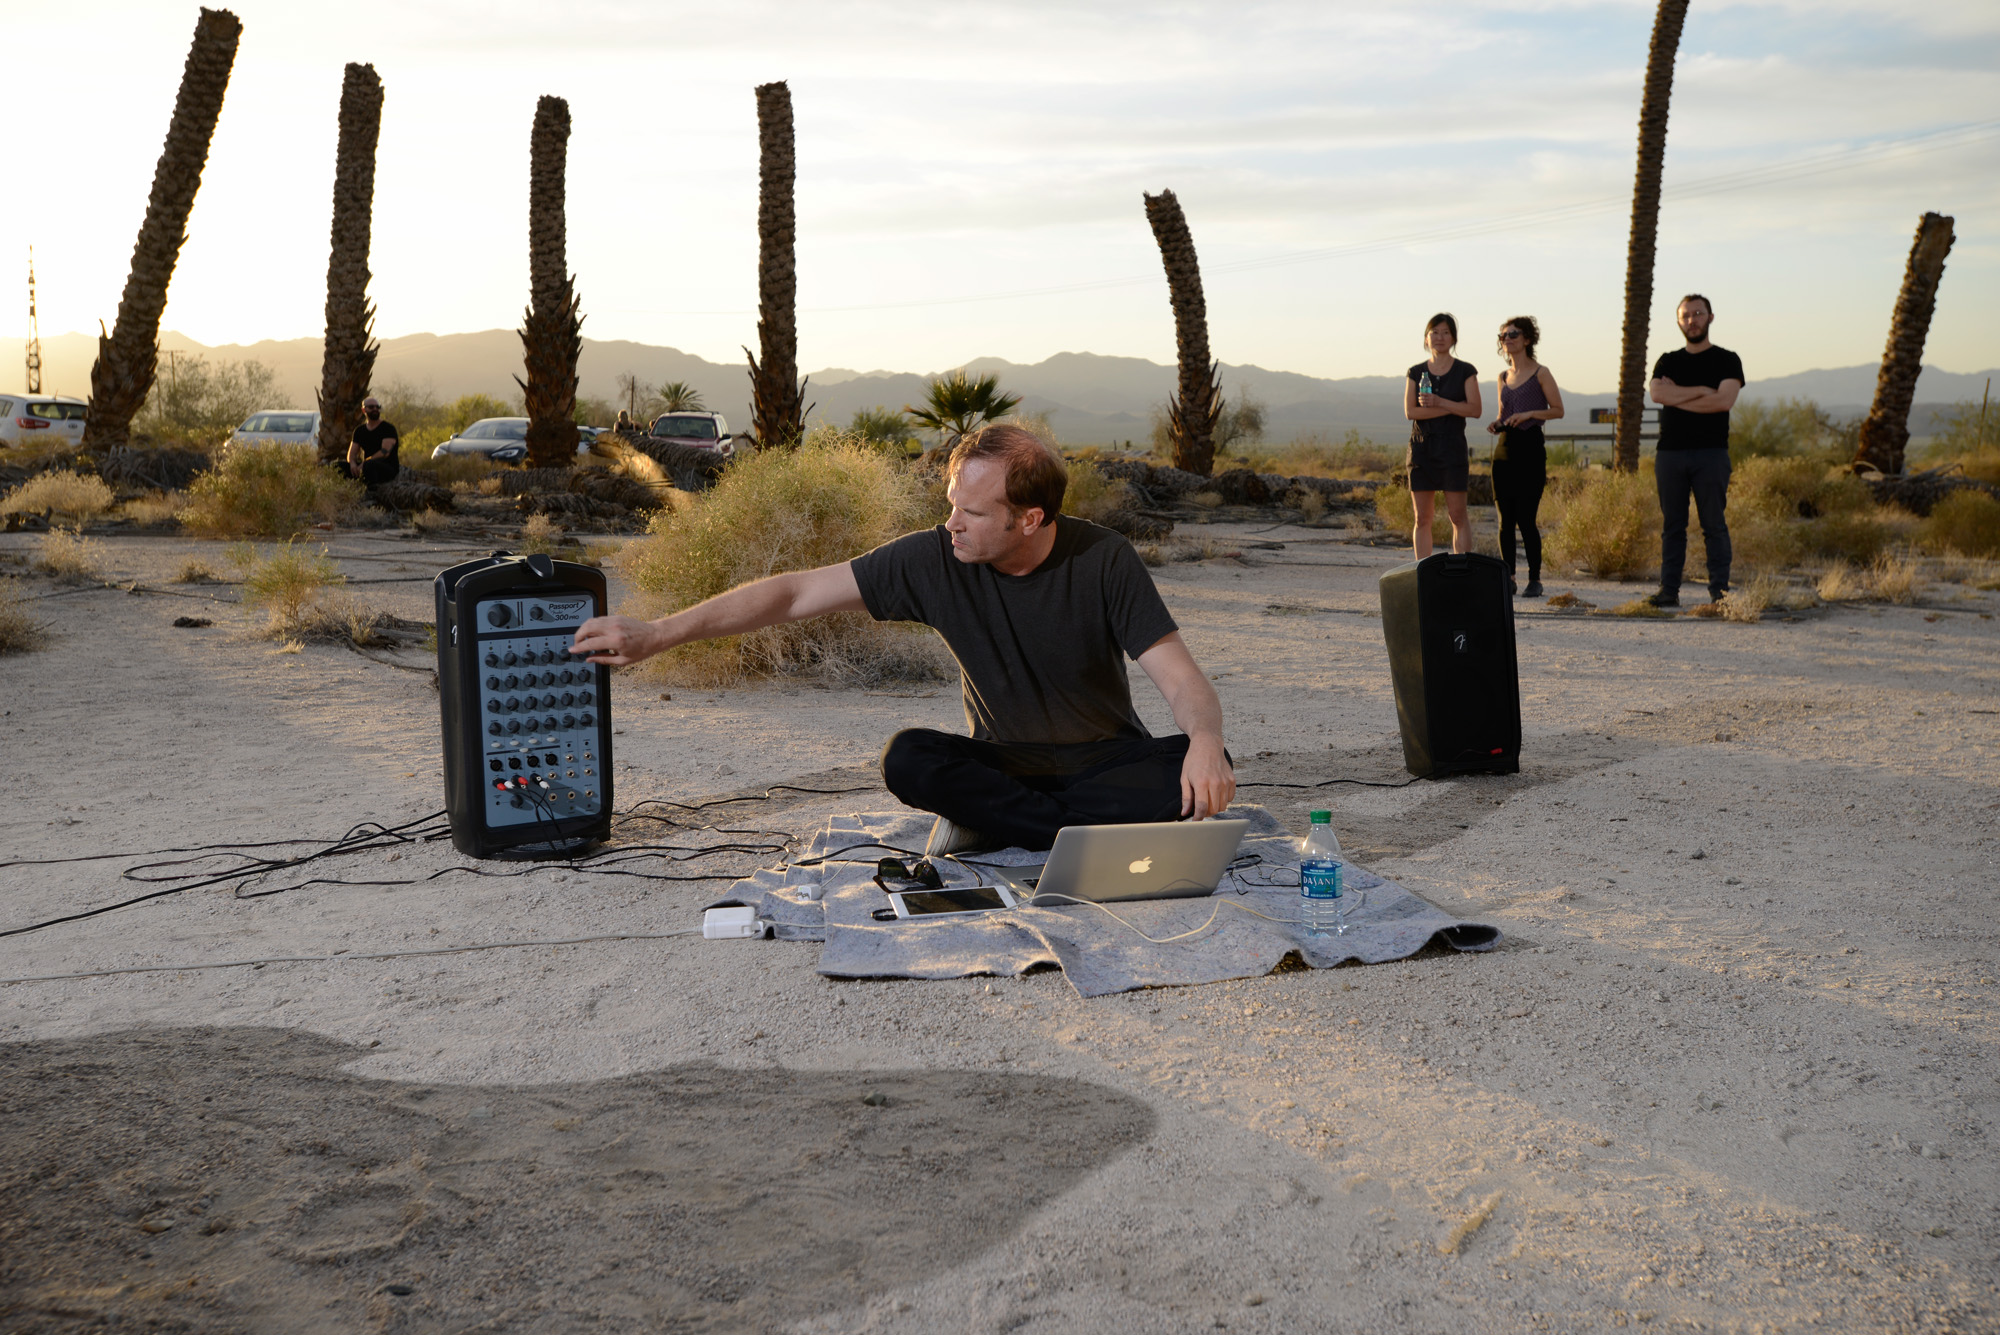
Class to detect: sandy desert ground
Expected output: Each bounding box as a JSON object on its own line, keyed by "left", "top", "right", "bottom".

{"left": 2, "top": 516, "right": 1997, "bottom": 1334}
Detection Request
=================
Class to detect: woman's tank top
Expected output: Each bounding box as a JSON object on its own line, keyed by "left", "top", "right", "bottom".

{"left": 1499, "top": 368, "right": 1550, "bottom": 459}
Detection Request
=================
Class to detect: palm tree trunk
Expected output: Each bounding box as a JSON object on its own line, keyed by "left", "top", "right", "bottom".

{"left": 517, "top": 94, "right": 582, "bottom": 469}
{"left": 745, "top": 80, "right": 807, "bottom": 449}
{"left": 315, "top": 63, "right": 384, "bottom": 466}
{"left": 1854, "top": 212, "right": 1955, "bottom": 477}
{"left": 1143, "top": 189, "right": 1222, "bottom": 477}
{"left": 1613, "top": 0, "right": 1691, "bottom": 473}
{"left": 80, "top": 7, "right": 242, "bottom": 453}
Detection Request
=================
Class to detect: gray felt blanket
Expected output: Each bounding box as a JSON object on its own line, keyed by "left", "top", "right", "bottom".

{"left": 712, "top": 805, "right": 1500, "bottom": 998}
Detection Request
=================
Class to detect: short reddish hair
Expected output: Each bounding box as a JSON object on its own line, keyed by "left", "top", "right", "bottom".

{"left": 947, "top": 424, "right": 1067, "bottom": 523}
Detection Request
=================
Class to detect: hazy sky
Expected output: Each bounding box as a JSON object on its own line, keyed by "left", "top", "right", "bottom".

{"left": 12, "top": 0, "right": 1999, "bottom": 389}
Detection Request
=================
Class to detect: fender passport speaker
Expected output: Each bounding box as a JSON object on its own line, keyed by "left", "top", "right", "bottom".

{"left": 1378, "top": 552, "right": 1520, "bottom": 778}
{"left": 435, "top": 551, "right": 612, "bottom": 858}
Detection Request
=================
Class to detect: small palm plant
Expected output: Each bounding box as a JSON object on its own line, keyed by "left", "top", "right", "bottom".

{"left": 657, "top": 381, "right": 705, "bottom": 413}
{"left": 904, "top": 369, "right": 1022, "bottom": 447}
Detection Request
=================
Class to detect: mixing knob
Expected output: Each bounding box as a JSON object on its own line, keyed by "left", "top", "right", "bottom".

{"left": 487, "top": 676, "right": 501, "bottom": 690}
{"left": 506, "top": 720, "right": 521, "bottom": 734}
{"left": 561, "top": 691, "right": 576, "bottom": 707}
{"left": 505, "top": 696, "right": 521, "bottom": 712}
{"left": 488, "top": 722, "right": 502, "bottom": 736}
{"left": 579, "top": 712, "right": 594, "bottom": 727}
{"left": 529, "top": 605, "right": 546, "bottom": 621}
{"left": 503, "top": 651, "right": 519, "bottom": 666}
{"left": 485, "top": 652, "right": 500, "bottom": 667}
{"left": 562, "top": 713, "right": 577, "bottom": 728}
{"left": 505, "top": 673, "right": 520, "bottom": 689}
{"left": 579, "top": 690, "right": 594, "bottom": 706}
{"left": 486, "top": 604, "right": 512, "bottom": 628}
{"left": 487, "top": 699, "right": 502, "bottom": 714}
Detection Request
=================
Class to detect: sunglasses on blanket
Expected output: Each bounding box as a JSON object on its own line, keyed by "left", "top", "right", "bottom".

{"left": 873, "top": 856, "right": 945, "bottom": 892}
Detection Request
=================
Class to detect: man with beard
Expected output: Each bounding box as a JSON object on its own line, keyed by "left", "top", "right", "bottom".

{"left": 1647, "top": 294, "right": 1745, "bottom": 608}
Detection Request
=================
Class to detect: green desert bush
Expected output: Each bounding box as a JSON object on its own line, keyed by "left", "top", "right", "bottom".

{"left": 132, "top": 355, "right": 281, "bottom": 448}
{"left": 1727, "top": 398, "right": 1844, "bottom": 465}
{"left": 0, "top": 472, "right": 115, "bottom": 524}
{"left": 1544, "top": 468, "right": 1660, "bottom": 578}
{"left": 1918, "top": 489, "right": 2000, "bottom": 558}
{"left": 619, "top": 436, "right": 950, "bottom": 686}
{"left": 0, "top": 589, "right": 49, "bottom": 653}
{"left": 237, "top": 541, "right": 385, "bottom": 644}
{"left": 1063, "top": 461, "right": 1141, "bottom": 525}
{"left": 180, "top": 443, "right": 365, "bottom": 537}
{"left": 519, "top": 512, "right": 564, "bottom": 556}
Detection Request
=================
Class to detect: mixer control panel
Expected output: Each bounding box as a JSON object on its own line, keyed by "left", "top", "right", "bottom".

{"left": 473, "top": 592, "right": 604, "bottom": 830}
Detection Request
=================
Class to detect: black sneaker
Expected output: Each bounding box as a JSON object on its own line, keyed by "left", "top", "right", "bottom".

{"left": 1523, "top": 581, "right": 1544, "bottom": 598}
{"left": 1645, "top": 590, "right": 1679, "bottom": 609}
{"left": 1508, "top": 577, "right": 1519, "bottom": 596}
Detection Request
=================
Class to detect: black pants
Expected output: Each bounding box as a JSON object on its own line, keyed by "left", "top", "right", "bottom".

{"left": 1491, "top": 454, "right": 1546, "bottom": 582}
{"left": 1656, "top": 448, "right": 1732, "bottom": 598}
{"left": 359, "top": 457, "right": 400, "bottom": 488}
{"left": 881, "top": 730, "right": 1199, "bottom": 852}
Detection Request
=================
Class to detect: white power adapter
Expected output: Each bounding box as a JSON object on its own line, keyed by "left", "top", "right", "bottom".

{"left": 702, "top": 906, "right": 768, "bottom": 939}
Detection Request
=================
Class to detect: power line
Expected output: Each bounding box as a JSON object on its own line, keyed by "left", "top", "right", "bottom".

{"left": 605, "top": 117, "right": 2000, "bottom": 319}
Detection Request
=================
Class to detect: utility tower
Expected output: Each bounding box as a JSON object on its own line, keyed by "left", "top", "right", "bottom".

{"left": 25, "top": 247, "right": 42, "bottom": 394}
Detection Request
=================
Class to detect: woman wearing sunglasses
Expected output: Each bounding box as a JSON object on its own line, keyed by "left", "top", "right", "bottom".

{"left": 1486, "top": 317, "right": 1563, "bottom": 597}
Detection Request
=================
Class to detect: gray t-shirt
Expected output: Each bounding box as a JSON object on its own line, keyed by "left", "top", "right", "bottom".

{"left": 851, "top": 518, "right": 1178, "bottom": 744}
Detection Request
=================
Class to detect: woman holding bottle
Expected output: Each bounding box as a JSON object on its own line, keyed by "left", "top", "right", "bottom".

{"left": 1402, "top": 312, "right": 1482, "bottom": 558}
{"left": 1485, "top": 316, "right": 1564, "bottom": 597}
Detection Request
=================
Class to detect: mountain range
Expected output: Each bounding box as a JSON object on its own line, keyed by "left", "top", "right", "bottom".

{"left": 5, "top": 331, "right": 1990, "bottom": 443}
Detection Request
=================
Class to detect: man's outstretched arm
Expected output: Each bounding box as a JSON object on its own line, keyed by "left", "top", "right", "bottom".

{"left": 1136, "top": 632, "right": 1236, "bottom": 820}
{"left": 570, "top": 562, "right": 867, "bottom": 666}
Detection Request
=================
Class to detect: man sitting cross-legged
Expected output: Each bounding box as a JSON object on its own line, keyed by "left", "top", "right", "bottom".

{"left": 568, "top": 423, "right": 1236, "bottom": 854}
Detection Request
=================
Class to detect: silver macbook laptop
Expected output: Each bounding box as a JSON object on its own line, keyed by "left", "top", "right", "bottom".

{"left": 989, "top": 819, "right": 1249, "bottom": 905}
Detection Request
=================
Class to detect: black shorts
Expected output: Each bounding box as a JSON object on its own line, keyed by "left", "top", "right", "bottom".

{"left": 1407, "top": 438, "right": 1469, "bottom": 493}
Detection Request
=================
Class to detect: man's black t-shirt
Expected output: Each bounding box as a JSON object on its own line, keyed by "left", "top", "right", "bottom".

{"left": 352, "top": 420, "right": 400, "bottom": 460}
{"left": 1652, "top": 346, "right": 1745, "bottom": 452}
{"left": 851, "top": 519, "right": 1178, "bottom": 745}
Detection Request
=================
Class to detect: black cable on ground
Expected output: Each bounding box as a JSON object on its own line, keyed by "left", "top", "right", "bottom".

{"left": 1237, "top": 775, "right": 1426, "bottom": 790}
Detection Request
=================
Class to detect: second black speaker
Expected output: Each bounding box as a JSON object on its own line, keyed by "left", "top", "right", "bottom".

{"left": 1378, "top": 553, "right": 1520, "bottom": 777}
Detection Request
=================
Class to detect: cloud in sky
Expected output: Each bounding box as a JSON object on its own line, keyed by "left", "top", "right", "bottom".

{"left": 8, "top": 0, "right": 1997, "bottom": 393}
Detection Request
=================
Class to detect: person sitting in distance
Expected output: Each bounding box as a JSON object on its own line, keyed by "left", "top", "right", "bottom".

{"left": 346, "top": 397, "right": 400, "bottom": 487}
{"left": 568, "top": 424, "right": 1237, "bottom": 854}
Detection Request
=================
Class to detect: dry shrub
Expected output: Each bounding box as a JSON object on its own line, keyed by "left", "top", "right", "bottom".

{"left": 411, "top": 508, "right": 453, "bottom": 533}
{"left": 0, "top": 589, "right": 50, "bottom": 654}
{"left": 241, "top": 541, "right": 345, "bottom": 630}
{"left": 1918, "top": 489, "right": 2000, "bottom": 558}
{"left": 1544, "top": 469, "right": 1659, "bottom": 578}
{"left": 1189, "top": 490, "right": 1224, "bottom": 510}
{"left": 427, "top": 452, "right": 508, "bottom": 489}
{"left": 1544, "top": 592, "right": 1595, "bottom": 611}
{"left": 1373, "top": 486, "right": 1453, "bottom": 547}
{"left": 1286, "top": 487, "right": 1328, "bottom": 522}
{"left": 1612, "top": 597, "right": 1672, "bottom": 618}
{"left": 180, "top": 443, "right": 365, "bottom": 538}
{"left": 1244, "top": 430, "right": 1401, "bottom": 480}
{"left": 1, "top": 471, "right": 115, "bottom": 524}
{"left": 36, "top": 528, "right": 105, "bottom": 583}
{"left": 1866, "top": 553, "right": 1921, "bottom": 604}
{"left": 1932, "top": 551, "right": 1997, "bottom": 586}
{"left": 1063, "top": 462, "right": 1141, "bottom": 524}
{"left": 1815, "top": 561, "right": 1864, "bottom": 602}
{"left": 173, "top": 558, "right": 223, "bottom": 583}
{"left": 520, "top": 512, "right": 563, "bottom": 556}
{"left": 1717, "top": 575, "right": 1778, "bottom": 622}
{"left": 119, "top": 491, "right": 185, "bottom": 526}
{"left": 619, "top": 438, "right": 950, "bottom": 686}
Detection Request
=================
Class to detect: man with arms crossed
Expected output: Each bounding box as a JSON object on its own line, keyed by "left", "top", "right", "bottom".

{"left": 569, "top": 425, "right": 1236, "bottom": 854}
{"left": 1647, "top": 294, "right": 1744, "bottom": 608}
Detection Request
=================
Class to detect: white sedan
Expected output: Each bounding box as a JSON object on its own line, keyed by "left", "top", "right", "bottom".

{"left": 229, "top": 410, "right": 321, "bottom": 449}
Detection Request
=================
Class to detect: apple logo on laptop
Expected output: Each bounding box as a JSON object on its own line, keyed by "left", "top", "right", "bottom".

{"left": 1128, "top": 857, "right": 1152, "bottom": 874}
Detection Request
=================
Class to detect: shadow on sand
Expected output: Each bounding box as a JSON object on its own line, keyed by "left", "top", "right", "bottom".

{"left": 1, "top": 1026, "right": 1154, "bottom": 1332}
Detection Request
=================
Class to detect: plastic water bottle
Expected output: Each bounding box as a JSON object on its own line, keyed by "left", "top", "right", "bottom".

{"left": 1418, "top": 370, "right": 1434, "bottom": 401}
{"left": 1300, "top": 810, "right": 1343, "bottom": 935}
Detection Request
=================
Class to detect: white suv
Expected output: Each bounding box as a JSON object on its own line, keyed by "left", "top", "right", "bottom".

{"left": 647, "top": 411, "right": 736, "bottom": 455}
{"left": 0, "top": 395, "right": 88, "bottom": 447}
{"left": 229, "top": 410, "right": 321, "bottom": 449}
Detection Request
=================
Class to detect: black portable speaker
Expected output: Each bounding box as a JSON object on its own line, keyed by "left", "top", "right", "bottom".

{"left": 1378, "top": 553, "right": 1520, "bottom": 778}
{"left": 436, "top": 551, "right": 612, "bottom": 859}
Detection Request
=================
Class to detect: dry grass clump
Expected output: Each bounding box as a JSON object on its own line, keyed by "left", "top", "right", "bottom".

{"left": 35, "top": 528, "right": 106, "bottom": 583}
{"left": 1373, "top": 485, "right": 1454, "bottom": 548}
{"left": 1729, "top": 457, "right": 1910, "bottom": 568}
{"left": 1, "top": 471, "right": 115, "bottom": 524}
{"left": 239, "top": 541, "right": 352, "bottom": 641}
{"left": 1688, "top": 575, "right": 1779, "bottom": 623}
{"left": 411, "top": 508, "right": 453, "bottom": 533}
{"left": 1243, "top": 430, "right": 1402, "bottom": 480}
{"left": 520, "top": 512, "right": 564, "bottom": 556}
{"left": 1612, "top": 597, "right": 1672, "bottom": 618}
{"left": 428, "top": 452, "right": 508, "bottom": 489}
{"left": 619, "top": 438, "right": 950, "bottom": 686}
{"left": 1285, "top": 487, "right": 1329, "bottom": 522}
{"left": 1815, "top": 561, "right": 1865, "bottom": 602}
{"left": 1918, "top": 489, "right": 2000, "bottom": 559}
{"left": 0, "top": 589, "right": 50, "bottom": 654}
{"left": 173, "top": 557, "right": 224, "bottom": 584}
{"left": 1544, "top": 469, "right": 1660, "bottom": 578}
{"left": 119, "top": 491, "right": 185, "bottom": 526}
{"left": 1867, "top": 553, "right": 1921, "bottom": 604}
{"left": 1062, "top": 462, "right": 1142, "bottom": 525}
{"left": 180, "top": 442, "right": 365, "bottom": 538}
